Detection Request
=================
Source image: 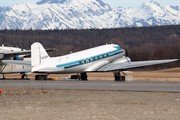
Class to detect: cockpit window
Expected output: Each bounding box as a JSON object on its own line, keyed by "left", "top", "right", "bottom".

{"left": 114, "top": 46, "right": 120, "bottom": 50}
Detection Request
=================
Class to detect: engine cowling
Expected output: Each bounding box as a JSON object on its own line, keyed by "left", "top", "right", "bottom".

{"left": 13, "top": 55, "right": 25, "bottom": 60}
{"left": 112, "top": 56, "right": 131, "bottom": 64}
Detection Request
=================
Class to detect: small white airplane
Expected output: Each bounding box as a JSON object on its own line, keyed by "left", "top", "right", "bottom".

{"left": 3, "top": 42, "right": 178, "bottom": 80}
{"left": 0, "top": 44, "right": 56, "bottom": 79}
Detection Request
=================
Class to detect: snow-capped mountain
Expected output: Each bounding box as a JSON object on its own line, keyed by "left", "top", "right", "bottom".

{"left": 125, "top": 1, "right": 180, "bottom": 26}
{"left": 0, "top": 0, "right": 180, "bottom": 30}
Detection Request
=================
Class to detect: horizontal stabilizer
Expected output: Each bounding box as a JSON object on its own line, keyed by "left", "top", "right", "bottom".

{"left": 4, "top": 48, "right": 57, "bottom": 55}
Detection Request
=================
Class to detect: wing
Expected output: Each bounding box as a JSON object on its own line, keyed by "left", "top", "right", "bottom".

{"left": 3, "top": 50, "right": 31, "bottom": 55}
{"left": 2, "top": 60, "right": 31, "bottom": 66}
{"left": 98, "top": 59, "right": 178, "bottom": 71}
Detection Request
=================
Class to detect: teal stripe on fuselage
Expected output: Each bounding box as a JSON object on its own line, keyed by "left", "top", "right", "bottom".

{"left": 56, "top": 47, "right": 124, "bottom": 69}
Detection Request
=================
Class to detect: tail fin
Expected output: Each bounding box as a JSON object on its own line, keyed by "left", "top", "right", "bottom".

{"left": 31, "top": 42, "right": 50, "bottom": 69}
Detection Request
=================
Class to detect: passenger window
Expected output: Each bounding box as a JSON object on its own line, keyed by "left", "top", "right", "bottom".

{"left": 89, "top": 59, "right": 91, "bottom": 62}
{"left": 93, "top": 58, "right": 95, "bottom": 60}
{"left": 79, "top": 61, "right": 82, "bottom": 64}
{"left": 84, "top": 60, "right": 86, "bottom": 63}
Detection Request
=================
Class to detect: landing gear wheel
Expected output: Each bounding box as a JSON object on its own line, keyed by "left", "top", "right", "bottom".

{"left": 44, "top": 75, "right": 48, "bottom": 80}
{"left": 21, "top": 74, "right": 28, "bottom": 80}
{"left": 35, "top": 75, "right": 48, "bottom": 80}
{"left": 113, "top": 71, "right": 120, "bottom": 81}
{"left": 0, "top": 74, "right": 4, "bottom": 79}
{"left": 80, "top": 72, "right": 88, "bottom": 81}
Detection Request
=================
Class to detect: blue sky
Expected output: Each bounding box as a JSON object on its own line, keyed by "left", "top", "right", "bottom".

{"left": 0, "top": 0, "right": 180, "bottom": 8}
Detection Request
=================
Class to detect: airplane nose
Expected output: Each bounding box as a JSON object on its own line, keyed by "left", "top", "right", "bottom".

{"left": 122, "top": 49, "right": 125, "bottom": 55}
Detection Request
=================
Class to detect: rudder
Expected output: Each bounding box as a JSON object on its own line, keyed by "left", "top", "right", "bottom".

{"left": 31, "top": 42, "right": 50, "bottom": 68}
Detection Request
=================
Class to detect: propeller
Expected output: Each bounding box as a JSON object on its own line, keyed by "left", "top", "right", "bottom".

{"left": 125, "top": 48, "right": 131, "bottom": 63}
{"left": 125, "top": 49, "right": 128, "bottom": 57}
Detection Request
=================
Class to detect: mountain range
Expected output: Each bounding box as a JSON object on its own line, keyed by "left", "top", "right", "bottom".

{"left": 0, "top": 0, "right": 180, "bottom": 30}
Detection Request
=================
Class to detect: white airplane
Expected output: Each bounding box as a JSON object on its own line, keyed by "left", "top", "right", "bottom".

{"left": 3, "top": 42, "right": 178, "bottom": 80}
{"left": 0, "top": 44, "right": 56, "bottom": 79}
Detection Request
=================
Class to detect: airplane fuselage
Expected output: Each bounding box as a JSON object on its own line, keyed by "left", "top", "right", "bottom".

{"left": 0, "top": 45, "right": 22, "bottom": 65}
{"left": 33, "top": 44, "right": 125, "bottom": 74}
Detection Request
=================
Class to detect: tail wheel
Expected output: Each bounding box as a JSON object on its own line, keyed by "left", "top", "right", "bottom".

{"left": 21, "top": 74, "right": 28, "bottom": 80}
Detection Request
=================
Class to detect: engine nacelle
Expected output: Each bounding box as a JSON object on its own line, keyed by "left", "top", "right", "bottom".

{"left": 13, "top": 55, "right": 25, "bottom": 60}
{"left": 112, "top": 56, "right": 131, "bottom": 64}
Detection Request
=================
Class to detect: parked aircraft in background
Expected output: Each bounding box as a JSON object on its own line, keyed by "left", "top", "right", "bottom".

{"left": 0, "top": 44, "right": 56, "bottom": 79}
{"left": 3, "top": 42, "right": 178, "bottom": 80}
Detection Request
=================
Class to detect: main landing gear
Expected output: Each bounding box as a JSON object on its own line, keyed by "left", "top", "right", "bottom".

{"left": 71, "top": 72, "right": 88, "bottom": 81}
{"left": 20, "top": 73, "right": 29, "bottom": 80}
{"left": 80, "top": 72, "right": 88, "bottom": 80}
{"left": 0, "top": 73, "right": 5, "bottom": 79}
{"left": 0, "top": 65, "right": 5, "bottom": 79}
{"left": 35, "top": 75, "right": 48, "bottom": 80}
{"left": 113, "top": 71, "right": 127, "bottom": 81}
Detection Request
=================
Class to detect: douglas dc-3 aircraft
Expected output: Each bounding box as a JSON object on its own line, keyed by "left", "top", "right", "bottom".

{"left": 0, "top": 44, "right": 56, "bottom": 79}
{"left": 3, "top": 42, "right": 178, "bottom": 80}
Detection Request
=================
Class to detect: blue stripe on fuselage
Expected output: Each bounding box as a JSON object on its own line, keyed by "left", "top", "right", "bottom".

{"left": 56, "top": 47, "right": 124, "bottom": 69}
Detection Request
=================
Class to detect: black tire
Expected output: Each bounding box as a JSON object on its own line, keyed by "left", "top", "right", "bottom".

{"left": 21, "top": 74, "right": 28, "bottom": 80}
{"left": 114, "top": 71, "right": 120, "bottom": 81}
{"left": 115, "top": 75, "right": 120, "bottom": 81}
{"left": 35, "top": 75, "right": 48, "bottom": 80}
{"left": 81, "top": 72, "right": 88, "bottom": 80}
{"left": 44, "top": 75, "right": 48, "bottom": 80}
{"left": 35, "top": 75, "right": 40, "bottom": 80}
{"left": 0, "top": 74, "right": 4, "bottom": 79}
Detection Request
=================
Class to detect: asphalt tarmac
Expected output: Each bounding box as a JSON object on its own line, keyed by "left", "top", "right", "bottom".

{"left": 0, "top": 79, "right": 180, "bottom": 92}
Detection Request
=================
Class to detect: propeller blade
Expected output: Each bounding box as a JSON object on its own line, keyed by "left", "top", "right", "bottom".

{"left": 126, "top": 49, "right": 128, "bottom": 57}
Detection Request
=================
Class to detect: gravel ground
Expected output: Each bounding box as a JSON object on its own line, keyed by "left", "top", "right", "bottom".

{"left": 0, "top": 89, "right": 180, "bottom": 120}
